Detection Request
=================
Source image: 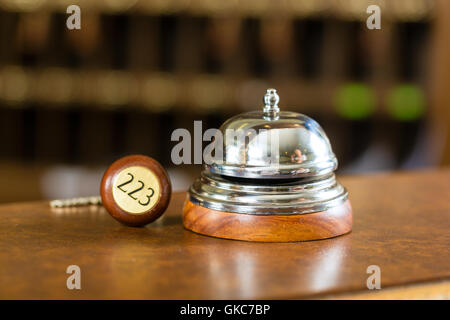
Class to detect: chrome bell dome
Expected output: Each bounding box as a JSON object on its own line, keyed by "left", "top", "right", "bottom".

{"left": 188, "top": 88, "right": 348, "bottom": 216}
{"left": 205, "top": 88, "right": 338, "bottom": 179}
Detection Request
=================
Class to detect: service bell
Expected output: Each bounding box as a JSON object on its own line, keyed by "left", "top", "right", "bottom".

{"left": 183, "top": 88, "right": 352, "bottom": 242}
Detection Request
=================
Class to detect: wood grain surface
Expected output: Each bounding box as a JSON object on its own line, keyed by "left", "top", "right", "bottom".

{"left": 0, "top": 169, "right": 449, "bottom": 299}
{"left": 183, "top": 199, "right": 352, "bottom": 242}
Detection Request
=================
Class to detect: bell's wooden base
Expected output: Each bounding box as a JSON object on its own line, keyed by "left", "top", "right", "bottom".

{"left": 182, "top": 199, "right": 353, "bottom": 242}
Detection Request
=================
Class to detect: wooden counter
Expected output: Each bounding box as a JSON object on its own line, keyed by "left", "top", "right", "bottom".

{"left": 0, "top": 169, "right": 449, "bottom": 299}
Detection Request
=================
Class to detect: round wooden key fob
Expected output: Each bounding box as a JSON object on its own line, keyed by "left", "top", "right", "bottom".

{"left": 100, "top": 155, "right": 171, "bottom": 227}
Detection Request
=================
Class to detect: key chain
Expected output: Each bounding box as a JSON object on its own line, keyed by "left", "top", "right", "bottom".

{"left": 49, "top": 155, "right": 172, "bottom": 227}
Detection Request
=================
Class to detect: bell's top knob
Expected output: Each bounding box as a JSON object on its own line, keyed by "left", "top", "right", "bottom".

{"left": 263, "top": 88, "right": 280, "bottom": 118}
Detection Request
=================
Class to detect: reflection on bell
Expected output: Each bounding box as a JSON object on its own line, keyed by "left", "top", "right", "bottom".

{"left": 183, "top": 88, "right": 352, "bottom": 242}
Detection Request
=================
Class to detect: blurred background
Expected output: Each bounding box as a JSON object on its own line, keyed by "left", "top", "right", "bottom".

{"left": 0, "top": 0, "right": 449, "bottom": 203}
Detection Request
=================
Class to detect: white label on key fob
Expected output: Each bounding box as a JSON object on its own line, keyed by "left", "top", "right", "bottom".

{"left": 112, "top": 166, "right": 161, "bottom": 214}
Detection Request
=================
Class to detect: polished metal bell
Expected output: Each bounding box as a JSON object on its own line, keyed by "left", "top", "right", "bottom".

{"left": 188, "top": 88, "right": 349, "bottom": 216}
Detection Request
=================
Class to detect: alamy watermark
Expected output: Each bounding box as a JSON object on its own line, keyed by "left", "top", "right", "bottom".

{"left": 66, "top": 5, "right": 81, "bottom": 30}
{"left": 171, "top": 121, "right": 282, "bottom": 167}
{"left": 65, "top": 4, "right": 382, "bottom": 36}
{"left": 66, "top": 265, "right": 81, "bottom": 290}
{"left": 366, "top": 265, "right": 381, "bottom": 290}
{"left": 366, "top": 5, "right": 381, "bottom": 30}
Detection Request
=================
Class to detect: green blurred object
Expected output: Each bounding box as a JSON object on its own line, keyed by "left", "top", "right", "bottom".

{"left": 386, "top": 84, "right": 426, "bottom": 121}
{"left": 334, "top": 83, "right": 375, "bottom": 120}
